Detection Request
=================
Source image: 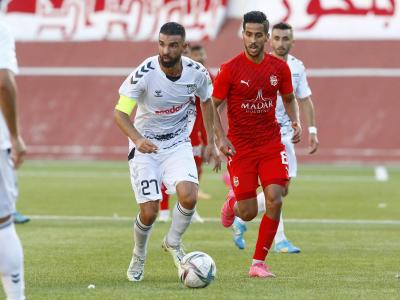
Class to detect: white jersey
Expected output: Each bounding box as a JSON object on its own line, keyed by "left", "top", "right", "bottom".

{"left": 275, "top": 54, "right": 311, "bottom": 130}
{"left": 119, "top": 55, "right": 213, "bottom": 151}
{"left": 0, "top": 20, "right": 19, "bottom": 150}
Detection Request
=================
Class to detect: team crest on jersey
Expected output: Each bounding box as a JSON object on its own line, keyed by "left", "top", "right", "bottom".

{"left": 186, "top": 84, "right": 197, "bottom": 94}
{"left": 270, "top": 75, "right": 278, "bottom": 86}
{"left": 233, "top": 176, "right": 239, "bottom": 187}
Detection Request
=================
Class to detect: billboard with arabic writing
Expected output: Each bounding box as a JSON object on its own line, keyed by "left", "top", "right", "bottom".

{"left": 2, "top": 0, "right": 228, "bottom": 41}
{"left": 2, "top": 0, "right": 399, "bottom": 41}
{"left": 237, "top": 0, "right": 399, "bottom": 40}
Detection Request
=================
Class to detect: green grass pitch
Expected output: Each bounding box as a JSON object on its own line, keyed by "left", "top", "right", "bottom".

{"left": 7, "top": 161, "right": 400, "bottom": 299}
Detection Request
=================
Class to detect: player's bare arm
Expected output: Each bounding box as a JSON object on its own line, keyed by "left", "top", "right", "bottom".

{"left": 298, "top": 96, "right": 319, "bottom": 154}
{"left": 200, "top": 98, "right": 221, "bottom": 172}
{"left": 113, "top": 109, "right": 158, "bottom": 153}
{"left": 0, "top": 69, "right": 26, "bottom": 168}
{"left": 212, "top": 97, "right": 236, "bottom": 157}
{"left": 281, "top": 92, "right": 302, "bottom": 144}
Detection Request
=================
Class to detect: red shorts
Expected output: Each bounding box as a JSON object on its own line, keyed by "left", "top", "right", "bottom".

{"left": 227, "top": 143, "right": 289, "bottom": 201}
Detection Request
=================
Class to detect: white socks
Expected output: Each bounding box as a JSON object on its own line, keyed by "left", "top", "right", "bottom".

{"left": 0, "top": 221, "right": 25, "bottom": 300}
{"left": 133, "top": 215, "right": 153, "bottom": 259}
{"left": 274, "top": 212, "right": 287, "bottom": 244}
{"left": 256, "top": 192, "right": 266, "bottom": 214}
{"left": 166, "top": 202, "right": 194, "bottom": 247}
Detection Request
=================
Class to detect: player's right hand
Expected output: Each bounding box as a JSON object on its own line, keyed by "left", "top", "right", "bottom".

{"left": 135, "top": 138, "right": 159, "bottom": 153}
{"left": 291, "top": 122, "right": 302, "bottom": 144}
{"left": 218, "top": 137, "right": 236, "bottom": 158}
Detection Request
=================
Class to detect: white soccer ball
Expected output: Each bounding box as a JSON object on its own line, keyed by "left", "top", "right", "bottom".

{"left": 180, "top": 251, "right": 216, "bottom": 288}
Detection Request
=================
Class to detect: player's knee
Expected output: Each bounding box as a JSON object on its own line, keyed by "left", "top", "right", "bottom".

{"left": 139, "top": 203, "right": 159, "bottom": 225}
{"left": 266, "top": 194, "right": 282, "bottom": 213}
{"left": 238, "top": 205, "right": 258, "bottom": 221}
{"left": 178, "top": 192, "right": 197, "bottom": 210}
{"left": 176, "top": 183, "right": 198, "bottom": 209}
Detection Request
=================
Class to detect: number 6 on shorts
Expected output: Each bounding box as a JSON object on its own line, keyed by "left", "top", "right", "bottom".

{"left": 280, "top": 151, "right": 288, "bottom": 165}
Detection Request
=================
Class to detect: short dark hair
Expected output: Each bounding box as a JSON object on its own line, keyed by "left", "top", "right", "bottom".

{"left": 159, "top": 22, "right": 186, "bottom": 40}
{"left": 243, "top": 11, "right": 269, "bottom": 33}
{"left": 190, "top": 44, "right": 204, "bottom": 52}
{"left": 272, "top": 22, "right": 293, "bottom": 31}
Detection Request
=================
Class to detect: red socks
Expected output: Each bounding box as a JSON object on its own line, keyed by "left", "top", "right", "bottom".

{"left": 160, "top": 185, "right": 169, "bottom": 210}
{"left": 253, "top": 214, "right": 280, "bottom": 261}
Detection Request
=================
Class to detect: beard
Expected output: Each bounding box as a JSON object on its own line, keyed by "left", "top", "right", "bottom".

{"left": 275, "top": 47, "right": 290, "bottom": 57}
{"left": 159, "top": 54, "right": 181, "bottom": 68}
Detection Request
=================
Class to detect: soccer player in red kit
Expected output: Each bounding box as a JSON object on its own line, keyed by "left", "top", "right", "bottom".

{"left": 212, "top": 11, "right": 301, "bottom": 278}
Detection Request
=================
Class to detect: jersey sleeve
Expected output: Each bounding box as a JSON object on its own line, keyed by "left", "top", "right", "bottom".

{"left": 195, "top": 69, "right": 213, "bottom": 102}
{"left": 295, "top": 67, "right": 312, "bottom": 99}
{"left": 212, "top": 64, "right": 231, "bottom": 101}
{"left": 279, "top": 62, "right": 293, "bottom": 95}
{"left": 0, "top": 23, "right": 19, "bottom": 74}
{"left": 118, "top": 68, "right": 146, "bottom": 100}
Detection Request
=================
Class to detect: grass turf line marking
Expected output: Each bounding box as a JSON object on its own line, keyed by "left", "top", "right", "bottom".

{"left": 27, "top": 215, "right": 400, "bottom": 225}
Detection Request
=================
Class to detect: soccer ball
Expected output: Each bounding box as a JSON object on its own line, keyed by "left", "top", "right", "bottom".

{"left": 180, "top": 251, "right": 216, "bottom": 288}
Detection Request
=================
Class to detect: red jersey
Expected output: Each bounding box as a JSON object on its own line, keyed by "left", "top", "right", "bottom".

{"left": 190, "top": 99, "right": 207, "bottom": 147}
{"left": 190, "top": 70, "right": 213, "bottom": 147}
{"left": 213, "top": 52, "right": 293, "bottom": 151}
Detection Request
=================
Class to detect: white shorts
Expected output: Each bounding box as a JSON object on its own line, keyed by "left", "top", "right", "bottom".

{"left": 0, "top": 149, "right": 18, "bottom": 218}
{"left": 128, "top": 142, "right": 199, "bottom": 203}
{"left": 280, "top": 126, "right": 297, "bottom": 178}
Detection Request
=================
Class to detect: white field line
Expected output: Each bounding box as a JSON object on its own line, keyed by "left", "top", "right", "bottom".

{"left": 19, "top": 67, "right": 400, "bottom": 78}
{"left": 18, "top": 171, "right": 378, "bottom": 182}
{"left": 28, "top": 215, "right": 400, "bottom": 225}
{"left": 27, "top": 145, "right": 400, "bottom": 158}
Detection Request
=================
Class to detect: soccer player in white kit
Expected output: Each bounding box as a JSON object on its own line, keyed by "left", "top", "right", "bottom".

{"left": 231, "top": 22, "right": 319, "bottom": 253}
{"left": 114, "top": 22, "right": 220, "bottom": 282}
{"left": 0, "top": 19, "right": 26, "bottom": 300}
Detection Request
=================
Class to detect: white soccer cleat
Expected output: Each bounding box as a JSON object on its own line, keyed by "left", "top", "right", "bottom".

{"left": 191, "top": 210, "right": 204, "bottom": 223}
{"left": 157, "top": 210, "right": 171, "bottom": 222}
{"left": 127, "top": 254, "right": 145, "bottom": 282}
{"left": 162, "top": 237, "right": 186, "bottom": 275}
{"left": 197, "top": 189, "right": 211, "bottom": 200}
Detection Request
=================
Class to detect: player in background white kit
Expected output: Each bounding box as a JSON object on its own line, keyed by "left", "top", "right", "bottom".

{"left": 114, "top": 22, "right": 220, "bottom": 282}
{"left": 231, "top": 22, "right": 319, "bottom": 253}
{"left": 0, "top": 19, "right": 26, "bottom": 300}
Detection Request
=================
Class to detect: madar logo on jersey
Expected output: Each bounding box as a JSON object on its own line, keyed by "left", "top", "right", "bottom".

{"left": 186, "top": 84, "right": 197, "bottom": 94}
{"left": 241, "top": 89, "right": 273, "bottom": 114}
{"left": 270, "top": 75, "right": 278, "bottom": 86}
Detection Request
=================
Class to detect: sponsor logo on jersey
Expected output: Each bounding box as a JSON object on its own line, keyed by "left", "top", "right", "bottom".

{"left": 154, "top": 90, "right": 163, "bottom": 97}
{"left": 241, "top": 89, "right": 273, "bottom": 114}
{"left": 155, "top": 98, "right": 192, "bottom": 115}
{"left": 270, "top": 75, "right": 278, "bottom": 86}
{"left": 186, "top": 84, "right": 197, "bottom": 94}
{"left": 240, "top": 80, "right": 250, "bottom": 87}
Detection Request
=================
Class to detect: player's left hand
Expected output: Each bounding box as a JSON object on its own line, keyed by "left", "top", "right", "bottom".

{"left": 291, "top": 122, "right": 302, "bottom": 144}
{"left": 11, "top": 135, "right": 27, "bottom": 169}
{"left": 308, "top": 134, "right": 319, "bottom": 154}
{"left": 204, "top": 143, "right": 221, "bottom": 172}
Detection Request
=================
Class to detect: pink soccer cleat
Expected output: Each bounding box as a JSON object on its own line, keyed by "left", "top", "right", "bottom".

{"left": 248, "top": 262, "right": 276, "bottom": 278}
{"left": 220, "top": 194, "right": 235, "bottom": 228}
{"left": 222, "top": 172, "right": 232, "bottom": 188}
